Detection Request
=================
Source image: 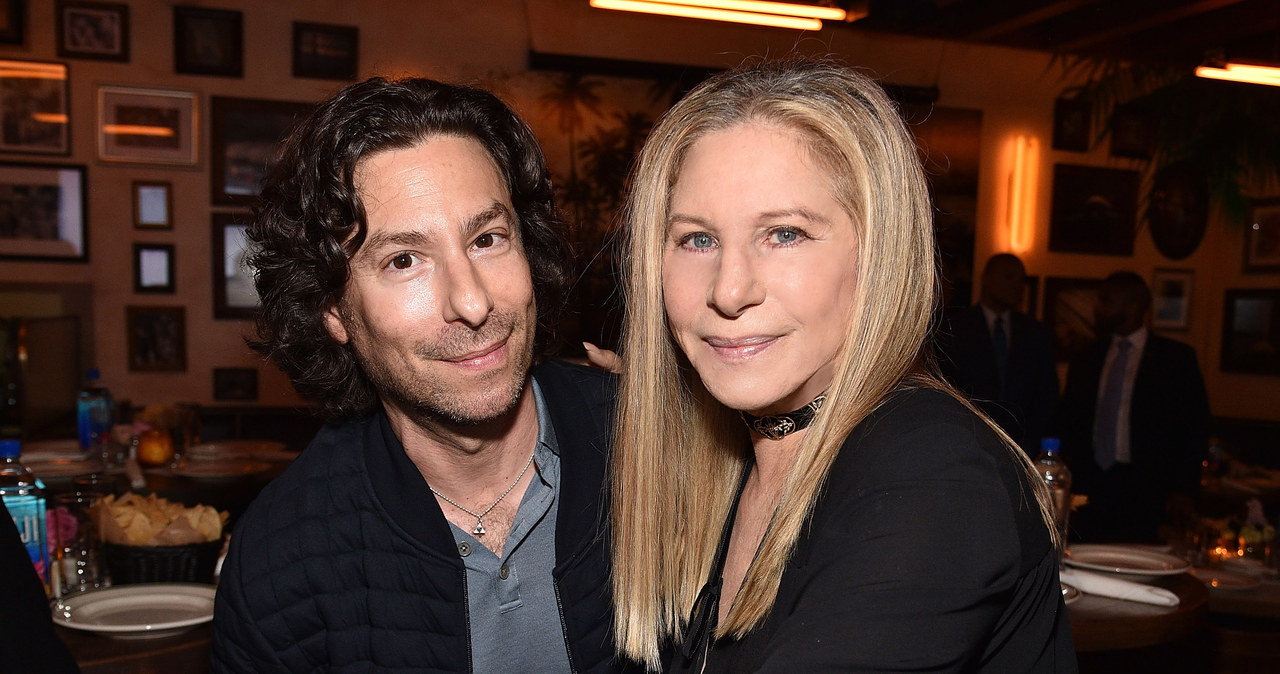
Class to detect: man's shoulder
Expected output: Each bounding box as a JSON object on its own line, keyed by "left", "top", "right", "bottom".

{"left": 533, "top": 358, "right": 617, "bottom": 397}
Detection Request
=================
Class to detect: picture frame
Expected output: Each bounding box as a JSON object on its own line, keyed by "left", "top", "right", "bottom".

{"left": 211, "top": 212, "right": 258, "bottom": 319}
{"left": 292, "top": 21, "right": 358, "bottom": 80}
{"left": 213, "top": 367, "right": 258, "bottom": 401}
{"left": 133, "top": 180, "right": 171, "bottom": 229}
{"left": 1043, "top": 276, "right": 1104, "bottom": 362}
{"left": 1150, "top": 268, "right": 1193, "bottom": 331}
{"left": 0, "top": 162, "right": 86, "bottom": 262}
{"left": 97, "top": 86, "right": 198, "bottom": 165}
{"left": 1109, "top": 105, "right": 1154, "bottom": 160}
{"left": 1052, "top": 97, "right": 1090, "bottom": 152}
{"left": 173, "top": 5, "right": 242, "bottom": 77}
{"left": 1221, "top": 289, "right": 1280, "bottom": 377}
{"left": 56, "top": 1, "right": 129, "bottom": 62}
{"left": 1049, "top": 164, "right": 1139, "bottom": 256}
{"left": 1244, "top": 197, "right": 1280, "bottom": 274}
{"left": 0, "top": 0, "right": 23, "bottom": 45}
{"left": 210, "top": 96, "right": 312, "bottom": 206}
{"left": 133, "top": 243, "right": 174, "bottom": 294}
{"left": 126, "top": 305, "right": 186, "bottom": 372}
{"left": 0, "top": 59, "right": 70, "bottom": 155}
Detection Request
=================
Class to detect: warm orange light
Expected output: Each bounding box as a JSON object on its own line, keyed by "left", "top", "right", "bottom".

{"left": 103, "top": 124, "right": 176, "bottom": 138}
{"left": 30, "top": 113, "right": 68, "bottom": 125}
{"left": 1195, "top": 62, "right": 1280, "bottom": 87}
{"left": 590, "top": 0, "right": 825, "bottom": 30}
{"left": 0, "top": 60, "right": 67, "bottom": 80}
{"left": 639, "top": 0, "right": 846, "bottom": 19}
{"left": 1006, "top": 134, "right": 1039, "bottom": 254}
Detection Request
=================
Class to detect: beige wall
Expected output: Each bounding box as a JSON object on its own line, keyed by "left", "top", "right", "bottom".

{"left": 2, "top": 0, "right": 1276, "bottom": 420}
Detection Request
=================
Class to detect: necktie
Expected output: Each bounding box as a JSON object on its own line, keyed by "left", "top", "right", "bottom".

{"left": 1094, "top": 340, "right": 1131, "bottom": 470}
{"left": 992, "top": 315, "right": 1009, "bottom": 399}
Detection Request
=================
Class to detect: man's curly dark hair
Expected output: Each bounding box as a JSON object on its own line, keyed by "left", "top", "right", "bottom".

{"left": 248, "top": 77, "right": 572, "bottom": 419}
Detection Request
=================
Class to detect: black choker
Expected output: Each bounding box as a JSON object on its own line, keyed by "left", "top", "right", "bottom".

{"left": 740, "top": 395, "right": 826, "bottom": 440}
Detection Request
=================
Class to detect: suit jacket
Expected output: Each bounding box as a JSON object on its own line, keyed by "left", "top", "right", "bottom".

{"left": 936, "top": 305, "right": 1060, "bottom": 454}
{"left": 1059, "top": 333, "right": 1209, "bottom": 504}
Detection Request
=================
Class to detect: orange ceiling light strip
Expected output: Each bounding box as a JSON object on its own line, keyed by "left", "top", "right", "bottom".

{"left": 646, "top": 0, "right": 846, "bottom": 19}
{"left": 103, "top": 124, "right": 176, "bottom": 137}
{"left": 1195, "top": 62, "right": 1280, "bottom": 87}
{"left": 589, "top": 0, "right": 831, "bottom": 30}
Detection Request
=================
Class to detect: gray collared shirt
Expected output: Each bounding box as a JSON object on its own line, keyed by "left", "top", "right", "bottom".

{"left": 447, "top": 379, "right": 570, "bottom": 673}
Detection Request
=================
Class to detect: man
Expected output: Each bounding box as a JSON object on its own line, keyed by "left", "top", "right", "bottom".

{"left": 211, "top": 77, "right": 624, "bottom": 672}
{"left": 936, "top": 253, "right": 1059, "bottom": 455}
{"left": 1059, "top": 272, "right": 1209, "bottom": 543}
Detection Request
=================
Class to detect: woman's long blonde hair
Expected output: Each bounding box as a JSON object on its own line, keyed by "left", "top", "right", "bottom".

{"left": 610, "top": 57, "right": 1057, "bottom": 669}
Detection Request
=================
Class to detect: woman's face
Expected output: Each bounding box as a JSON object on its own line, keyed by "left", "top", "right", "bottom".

{"left": 662, "top": 121, "right": 860, "bottom": 415}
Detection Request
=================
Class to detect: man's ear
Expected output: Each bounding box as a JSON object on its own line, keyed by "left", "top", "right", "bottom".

{"left": 323, "top": 305, "right": 350, "bottom": 344}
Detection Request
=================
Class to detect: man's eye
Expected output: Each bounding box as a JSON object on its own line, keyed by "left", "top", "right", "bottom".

{"left": 390, "top": 253, "right": 415, "bottom": 269}
{"left": 475, "top": 233, "right": 496, "bottom": 248}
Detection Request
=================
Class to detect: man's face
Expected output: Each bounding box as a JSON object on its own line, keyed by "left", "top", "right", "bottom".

{"left": 324, "top": 135, "right": 537, "bottom": 427}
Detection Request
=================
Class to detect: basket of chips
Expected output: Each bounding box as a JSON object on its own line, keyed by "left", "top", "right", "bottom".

{"left": 91, "top": 493, "right": 229, "bottom": 585}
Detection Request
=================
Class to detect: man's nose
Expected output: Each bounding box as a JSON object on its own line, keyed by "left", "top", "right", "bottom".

{"left": 441, "top": 257, "right": 494, "bottom": 327}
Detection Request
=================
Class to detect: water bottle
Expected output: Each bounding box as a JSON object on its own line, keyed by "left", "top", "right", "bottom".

{"left": 76, "top": 369, "right": 113, "bottom": 455}
{"left": 0, "top": 439, "right": 49, "bottom": 592}
{"left": 1036, "top": 437, "right": 1072, "bottom": 565}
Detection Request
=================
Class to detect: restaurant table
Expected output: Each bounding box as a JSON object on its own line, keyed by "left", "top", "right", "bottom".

{"left": 58, "top": 623, "right": 211, "bottom": 674}
{"left": 1069, "top": 572, "right": 1213, "bottom": 673}
{"left": 1204, "top": 577, "right": 1280, "bottom": 673}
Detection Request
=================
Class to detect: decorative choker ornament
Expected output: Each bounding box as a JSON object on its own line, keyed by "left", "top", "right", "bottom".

{"left": 740, "top": 395, "right": 827, "bottom": 440}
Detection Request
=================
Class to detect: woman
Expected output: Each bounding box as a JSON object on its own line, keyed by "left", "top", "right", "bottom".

{"left": 610, "top": 58, "right": 1076, "bottom": 672}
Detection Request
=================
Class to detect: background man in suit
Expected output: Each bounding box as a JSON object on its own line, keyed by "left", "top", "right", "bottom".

{"left": 1060, "top": 271, "right": 1210, "bottom": 542}
{"left": 937, "top": 253, "right": 1059, "bottom": 455}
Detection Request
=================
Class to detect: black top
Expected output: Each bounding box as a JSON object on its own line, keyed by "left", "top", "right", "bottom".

{"left": 212, "top": 360, "right": 627, "bottom": 673}
{"left": 0, "top": 499, "right": 80, "bottom": 674}
{"left": 670, "top": 388, "right": 1077, "bottom": 673}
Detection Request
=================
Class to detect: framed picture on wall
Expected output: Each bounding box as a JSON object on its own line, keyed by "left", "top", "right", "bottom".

{"left": 97, "top": 86, "right": 198, "bottom": 165}
{"left": 1109, "top": 105, "right": 1154, "bottom": 159}
{"left": 0, "top": 162, "right": 86, "bottom": 262}
{"left": 1052, "top": 96, "right": 1090, "bottom": 152}
{"left": 0, "top": 59, "right": 70, "bottom": 155}
{"left": 210, "top": 96, "right": 312, "bottom": 206}
{"left": 292, "top": 21, "right": 358, "bottom": 80}
{"left": 133, "top": 243, "right": 174, "bottom": 294}
{"left": 56, "top": 1, "right": 130, "bottom": 62}
{"left": 1244, "top": 197, "right": 1280, "bottom": 274}
{"left": 1048, "top": 164, "right": 1139, "bottom": 256}
{"left": 126, "top": 305, "right": 186, "bottom": 372}
{"left": 213, "top": 367, "right": 258, "bottom": 401}
{"left": 1221, "top": 289, "right": 1280, "bottom": 377}
{"left": 211, "top": 212, "right": 259, "bottom": 319}
{"left": 1043, "top": 276, "right": 1103, "bottom": 363}
{"left": 173, "top": 5, "right": 242, "bottom": 77}
{"left": 1150, "top": 268, "right": 1192, "bottom": 331}
{"left": 0, "top": 0, "right": 23, "bottom": 45}
{"left": 133, "top": 180, "right": 171, "bottom": 229}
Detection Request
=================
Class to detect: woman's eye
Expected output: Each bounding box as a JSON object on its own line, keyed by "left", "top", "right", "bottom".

{"left": 770, "top": 228, "right": 804, "bottom": 245}
{"left": 390, "top": 253, "right": 416, "bottom": 270}
{"left": 683, "top": 233, "right": 714, "bottom": 249}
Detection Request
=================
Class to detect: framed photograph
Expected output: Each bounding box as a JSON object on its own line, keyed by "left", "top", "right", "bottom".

{"left": 97, "top": 86, "right": 197, "bottom": 165}
{"left": 173, "top": 6, "right": 242, "bottom": 77}
{"left": 1043, "top": 276, "right": 1104, "bottom": 362}
{"left": 126, "top": 305, "right": 186, "bottom": 372}
{"left": 133, "top": 181, "right": 171, "bottom": 229}
{"left": 0, "top": 0, "right": 23, "bottom": 45}
{"left": 1049, "top": 164, "right": 1139, "bottom": 256}
{"left": 212, "top": 212, "right": 258, "bottom": 319}
{"left": 213, "top": 367, "right": 258, "bottom": 401}
{"left": 293, "top": 21, "right": 358, "bottom": 80}
{"left": 1221, "top": 289, "right": 1280, "bottom": 377}
{"left": 133, "top": 243, "right": 174, "bottom": 294}
{"left": 56, "top": 1, "right": 129, "bottom": 62}
{"left": 210, "top": 96, "right": 312, "bottom": 206}
{"left": 0, "top": 59, "right": 70, "bottom": 155}
{"left": 0, "top": 162, "right": 86, "bottom": 262}
{"left": 1244, "top": 197, "right": 1280, "bottom": 274}
{"left": 1052, "top": 97, "right": 1090, "bottom": 152}
{"left": 1110, "top": 105, "right": 1153, "bottom": 160}
{"left": 1150, "top": 268, "right": 1192, "bottom": 331}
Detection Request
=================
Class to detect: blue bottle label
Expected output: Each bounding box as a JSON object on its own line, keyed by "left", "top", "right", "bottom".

{"left": 5, "top": 493, "right": 48, "bottom": 584}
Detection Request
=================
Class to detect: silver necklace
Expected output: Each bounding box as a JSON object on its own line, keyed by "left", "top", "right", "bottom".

{"left": 429, "top": 450, "right": 536, "bottom": 536}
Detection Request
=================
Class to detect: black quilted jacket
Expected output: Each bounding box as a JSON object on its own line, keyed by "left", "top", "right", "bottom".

{"left": 211, "top": 360, "right": 624, "bottom": 673}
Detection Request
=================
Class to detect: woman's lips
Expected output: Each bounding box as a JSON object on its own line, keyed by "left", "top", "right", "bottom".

{"left": 703, "top": 335, "right": 779, "bottom": 360}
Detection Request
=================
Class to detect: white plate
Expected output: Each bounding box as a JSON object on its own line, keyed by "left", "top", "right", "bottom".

{"left": 1189, "top": 567, "right": 1261, "bottom": 591}
{"left": 172, "top": 458, "right": 272, "bottom": 480}
{"left": 186, "top": 440, "right": 293, "bottom": 462}
{"left": 1062, "top": 583, "right": 1082, "bottom": 605}
{"left": 51, "top": 583, "right": 216, "bottom": 639}
{"left": 1064, "top": 544, "right": 1191, "bottom": 577}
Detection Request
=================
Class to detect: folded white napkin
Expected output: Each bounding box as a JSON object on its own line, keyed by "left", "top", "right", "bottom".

{"left": 1060, "top": 568, "right": 1181, "bottom": 606}
{"left": 123, "top": 457, "right": 147, "bottom": 490}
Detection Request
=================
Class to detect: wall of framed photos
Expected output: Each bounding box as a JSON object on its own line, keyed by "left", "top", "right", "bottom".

{"left": 0, "top": 0, "right": 1276, "bottom": 421}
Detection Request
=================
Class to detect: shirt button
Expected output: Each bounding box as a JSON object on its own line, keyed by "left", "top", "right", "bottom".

{"left": 458, "top": 542, "right": 471, "bottom": 557}
{"left": 499, "top": 564, "right": 510, "bottom": 580}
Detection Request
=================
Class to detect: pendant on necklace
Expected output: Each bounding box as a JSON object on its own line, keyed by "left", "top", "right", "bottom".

{"left": 473, "top": 519, "right": 486, "bottom": 536}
